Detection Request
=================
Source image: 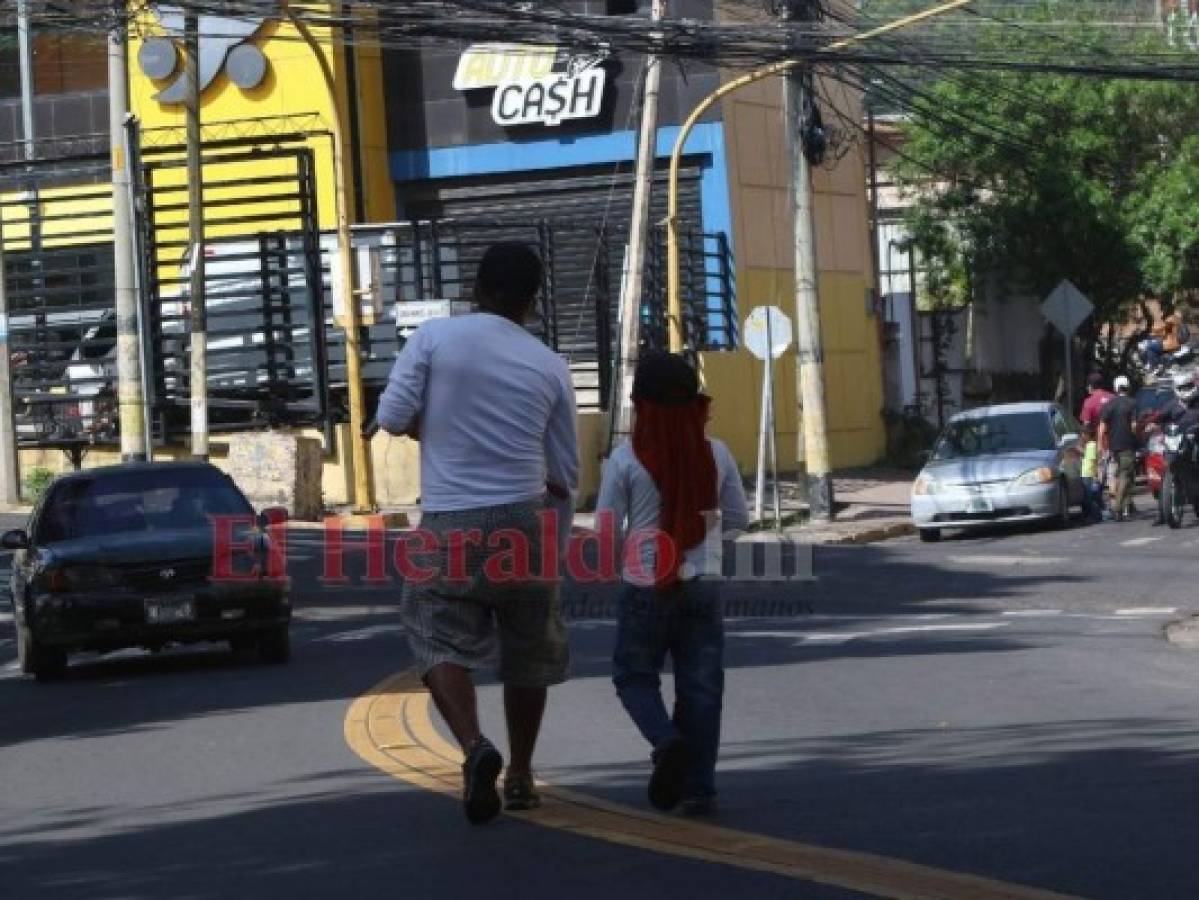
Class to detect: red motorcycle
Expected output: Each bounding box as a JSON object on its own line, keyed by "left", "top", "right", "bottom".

{"left": 1146, "top": 429, "right": 1167, "bottom": 500}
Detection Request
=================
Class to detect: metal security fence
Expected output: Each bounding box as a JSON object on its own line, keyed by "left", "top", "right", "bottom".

{"left": 137, "top": 135, "right": 330, "bottom": 439}
{"left": 0, "top": 135, "right": 736, "bottom": 446}
{"left": 0, "top": 146, "right": 119, "bottom": 448}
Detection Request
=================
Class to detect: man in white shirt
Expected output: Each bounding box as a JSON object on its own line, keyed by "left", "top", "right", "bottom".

{"left": 376, "top": 242, "right": 578, "bottom": 824}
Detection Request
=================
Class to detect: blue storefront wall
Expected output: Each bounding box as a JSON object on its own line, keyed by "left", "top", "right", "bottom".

{"left": 388, "top": 121, "right": 733, "bottom": 260}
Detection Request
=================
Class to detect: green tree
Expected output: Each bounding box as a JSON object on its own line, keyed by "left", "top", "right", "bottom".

{"left": 884, "top": 2, "right": 1199, "bottom": 330}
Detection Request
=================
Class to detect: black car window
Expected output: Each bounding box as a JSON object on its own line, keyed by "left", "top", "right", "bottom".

{"left": 932, "top": 412, "right": 1056, "bottom": 460}
{"left": 35, "top": 469, "right": 253, "bottom": 543}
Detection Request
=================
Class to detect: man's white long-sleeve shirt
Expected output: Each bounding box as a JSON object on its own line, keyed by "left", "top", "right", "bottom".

{"left": 376, "top": 313, "right": 579, "bottom": 513}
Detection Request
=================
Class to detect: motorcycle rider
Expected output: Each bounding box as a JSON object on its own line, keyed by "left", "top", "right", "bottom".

{"left": 1163, "top": 370, "right": 1199, "bottom": 431}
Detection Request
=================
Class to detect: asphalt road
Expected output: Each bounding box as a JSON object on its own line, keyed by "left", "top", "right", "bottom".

{"left": 3, "top": 504, "right": 1199, "bottom": 899}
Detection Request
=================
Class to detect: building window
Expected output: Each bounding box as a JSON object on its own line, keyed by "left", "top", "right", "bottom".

{"left": 0, "top": 31, "right": 19, "bottom": 99}
{"left": 34, "top": 32, "right": 107, "bottom": 94}
{"left": 0, "top": 28, "right": 106, "bottom": 100}
{"left": 607, "top": 0, "right": 641, "bottom": 13}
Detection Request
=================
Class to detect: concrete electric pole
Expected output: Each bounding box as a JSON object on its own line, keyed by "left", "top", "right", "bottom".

{"left": 614, "top": 0, "right": 665, "bottom": 442}
{"left": 185, "top": 11, "right": 209, "bottom": 460}
{"left": 109, "top": 4, "right": 148, "bottom": 462}
{"left": 783, "top": 0, "right": 835, "bottom": 521}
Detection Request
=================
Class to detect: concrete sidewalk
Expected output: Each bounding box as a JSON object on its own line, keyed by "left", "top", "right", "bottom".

{"left": 3, "top": 468, "right": 919, "bottom": 546}
{"left": 571, "top": 467, "right": 917, "bottom": 546}
{"left": 765, "top": 467, "right": 916, "bottom": 545}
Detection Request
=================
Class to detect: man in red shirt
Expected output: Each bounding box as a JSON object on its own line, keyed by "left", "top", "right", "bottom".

{"left": 1079, "top": 372, "right": 1114, "bottom": 430}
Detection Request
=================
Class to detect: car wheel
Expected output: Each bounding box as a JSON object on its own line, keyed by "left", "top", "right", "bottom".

{"left": 29, "top": 641, "right": 68, "bottom": 682}
{"left": 919, "top": 527, "right": 941, "bottom": 543}
{"left": 1053, "top": 482, "right": 1070, "bottom": 529}
{"left": 229, "top": 635, "right": 257, "bottom": 657}
{"left": 258, "top": 627, "right": 290, "bottom": 664}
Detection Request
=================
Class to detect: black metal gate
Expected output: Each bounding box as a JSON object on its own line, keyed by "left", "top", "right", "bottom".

{"left": 0, "top": 142, "right": 119, "bottom": 449}
{"left": 136, "top": 132, "right": 329, "bottom": 438}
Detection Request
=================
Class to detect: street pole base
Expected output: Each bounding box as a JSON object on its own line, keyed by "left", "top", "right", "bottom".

{"left": 806, "top": 472, "right": 834, "bottom": 523}
{"left": 341, "top": 511, "right": 410, "bottom": 529}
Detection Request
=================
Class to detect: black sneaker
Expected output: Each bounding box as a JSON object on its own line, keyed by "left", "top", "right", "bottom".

{"left": 503, "top": 771, "right": 541, "bottom": 811}
{"left": 462, "top": 737, "right": 503, "bottom": 825}
{"left": 648, "top": 735, "right": 689, "bottom": 811}
{"left": 679, "top": 795, "right": 718, "bottom": 816}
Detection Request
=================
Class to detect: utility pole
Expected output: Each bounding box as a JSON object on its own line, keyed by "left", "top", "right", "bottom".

{"left": 185, "top": 11, "right": 208, "bottom": 460}
{"left": 284, "top": 5, "right": 376, "bottom": 514}
{"left": 17, "top": 0, "right": 34, "bottom": 163}
{"left": 0, "top": 0, "right": 36, "bottom": 501}
{"left": 783, "top": 0, "right": 835, "bottom": 521}
{"left": 614, "top": 0, "right": 665, "bottom": 442}
{"left": 109, "top": 4, "right": 148, "bottom": 461}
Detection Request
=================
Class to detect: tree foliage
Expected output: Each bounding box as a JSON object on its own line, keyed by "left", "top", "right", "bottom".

{"left": 888, "top": 2, "right": 1199, "bottom": 321}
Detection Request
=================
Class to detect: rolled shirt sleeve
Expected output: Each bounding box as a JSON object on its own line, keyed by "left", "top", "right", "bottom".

{"left": 376, "top": 325, "right": 432, "bottom": 436}
{"left": 544, "top": 364, "right": 579, "bottom": 495}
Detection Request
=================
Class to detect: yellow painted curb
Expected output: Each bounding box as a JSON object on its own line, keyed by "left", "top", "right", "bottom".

{"left": 345, "top": 672, "right": 1082, "bottom": 900}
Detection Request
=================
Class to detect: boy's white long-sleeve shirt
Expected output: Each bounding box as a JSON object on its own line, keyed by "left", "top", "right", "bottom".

{"left": 595, "top": 439, "right": 748, "bottom": 585}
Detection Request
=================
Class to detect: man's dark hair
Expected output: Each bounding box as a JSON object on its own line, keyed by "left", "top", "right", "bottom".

{"left": 475, "top": 242, "right": 543, "bottom": 318}
{"left": 1087, "top": 372, "right": 1105, "bottom": 391}
{"left": 1163, "top": 300, "right": 1176, "bottom": 316}
{"left": 633, "top": 351, "right": 701, "bottom": 404}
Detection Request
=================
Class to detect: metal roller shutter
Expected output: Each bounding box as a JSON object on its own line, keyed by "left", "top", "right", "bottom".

{"left": 404, "top": 162, "right": 706, "bottom": 361}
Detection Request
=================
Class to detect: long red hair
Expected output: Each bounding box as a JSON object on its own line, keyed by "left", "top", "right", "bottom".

{"left": 632, "top": 391, "right": 717, "bottom": 589}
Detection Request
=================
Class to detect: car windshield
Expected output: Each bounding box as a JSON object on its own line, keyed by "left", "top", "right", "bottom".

{"left": 35, "top": 468, "right": 253, "bottom": 543}
{"left": 932, "top": 412, "right": 1055, "bottom": 460}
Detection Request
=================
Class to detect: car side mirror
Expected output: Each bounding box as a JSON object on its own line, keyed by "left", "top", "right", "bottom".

{"left": 1, "top": 529, "right": 29, "bottom": 550}
{"left": 258, "top": 507, "right": 288, "bottom": 529}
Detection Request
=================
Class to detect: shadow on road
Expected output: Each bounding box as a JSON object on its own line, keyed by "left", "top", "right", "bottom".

{"left": 0, "top": 534, "right": 1090, "bottom": 751}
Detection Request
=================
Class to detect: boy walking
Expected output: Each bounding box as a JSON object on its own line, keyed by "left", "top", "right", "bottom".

{"left": 596, "top": 352, "right": 748, "bottom": 815}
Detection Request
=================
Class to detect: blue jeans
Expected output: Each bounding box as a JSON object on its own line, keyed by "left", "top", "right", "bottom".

{"left": 1081, "top": 477, "right": 1102, "bottom": 521}
{"left": 612, "top": 580, "right": 725, "bottom": 799}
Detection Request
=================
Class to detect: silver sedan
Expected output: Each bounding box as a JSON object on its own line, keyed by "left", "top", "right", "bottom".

{"left": 911, "top": 402, "right": 1086, "bottom": 542}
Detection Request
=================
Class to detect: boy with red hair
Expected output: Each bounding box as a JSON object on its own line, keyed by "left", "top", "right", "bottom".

{"left": 596, "top": 352, "right": 748, "bottom": 815}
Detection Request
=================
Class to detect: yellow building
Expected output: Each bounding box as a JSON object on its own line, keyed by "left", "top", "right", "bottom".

{"left": 8, "top": 1, "right": 886, "bottom": 505}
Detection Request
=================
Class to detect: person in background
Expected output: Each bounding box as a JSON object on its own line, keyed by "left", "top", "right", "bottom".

{"left": 1144, "top": 301, "right": 1184, "bottom": 371}
{"left": 1079, "top": 372, "right": 1113, "bottom": 432}
{"left": 376, "top": 242, "right": 579, "bottom": 825}
{"left": 1079, "top": 422, "right": 1103, "bottom": 523}
{"left": 1099, "top": 375, "right": 1138, "bottom": 522}
{"left": 596, "top": 352, "right": 748, "bottom": 817}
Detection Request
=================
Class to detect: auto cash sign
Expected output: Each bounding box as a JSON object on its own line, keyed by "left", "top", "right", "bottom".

{"left": 454, "top": 43, "right": 608, "bottom": 128}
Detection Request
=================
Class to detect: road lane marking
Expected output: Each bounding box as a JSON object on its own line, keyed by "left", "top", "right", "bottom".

{"left": 728, "top": 623, "right": 1009, "bottom": 646}
{"left": 948, "top": 556, "right": 1069, "bottom": 567}
{"left": 1120, "top": 537, "right": 1164, "bottom": 548}
{"left": 345, "top": 672, "right": 1080, "bottom": 900}
{"left": 1002, "top": 610, "right": 1063, "bottom": 617}
{"left": 1115, "top": 608, "right": 1178, "bottom": 617}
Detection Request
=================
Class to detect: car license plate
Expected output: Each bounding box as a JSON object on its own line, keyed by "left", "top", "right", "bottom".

{"left": 145, "top": 598, "right": 196, "bottom": 625}
{"left": 966, "top": 497, "right": 993, "bottom": 514}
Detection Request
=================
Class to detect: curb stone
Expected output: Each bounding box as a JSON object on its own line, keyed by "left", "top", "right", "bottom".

{"left": 1165, "top": 615, "right": 1199, "bottom": 649}
{"left": 831, "top": 522, "right": 917, "bottom": 545}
